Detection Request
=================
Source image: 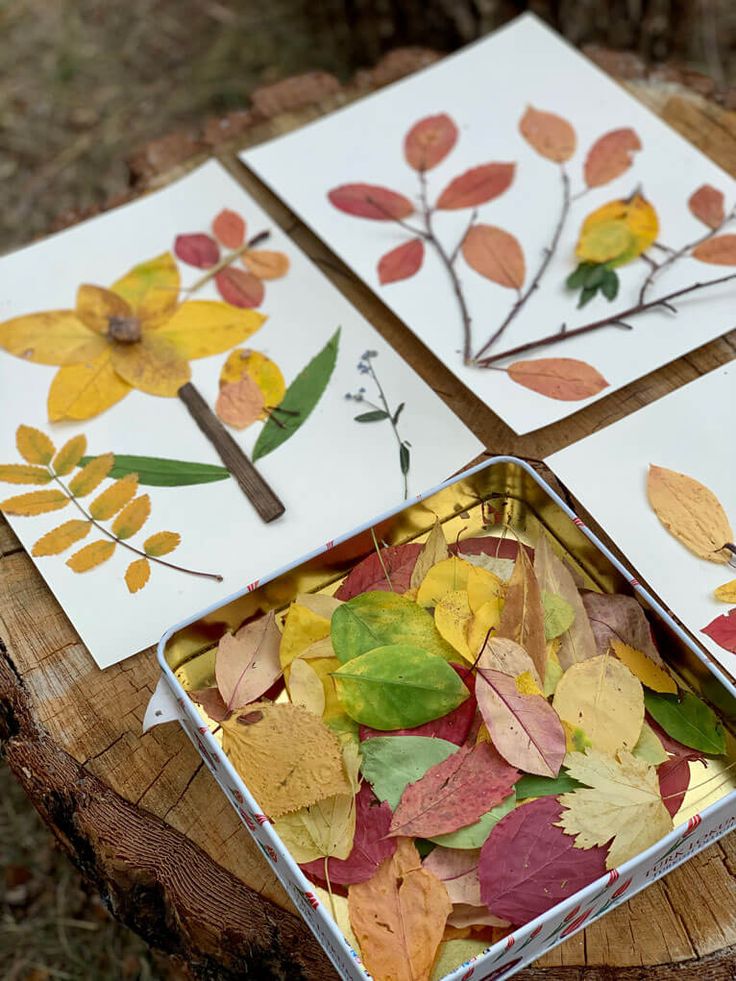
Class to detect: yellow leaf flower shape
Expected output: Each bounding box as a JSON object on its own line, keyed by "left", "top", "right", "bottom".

{"left": 576, "top": 193, "right": 659, "bottom": 267}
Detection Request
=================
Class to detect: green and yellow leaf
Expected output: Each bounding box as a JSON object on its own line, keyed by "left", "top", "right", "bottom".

{"left": 17, "top": 425, "right": 55, "bottom": 465}
{"left": 111, "top": 252, "right": 179, "bottom": 324}
{"left": 89, "top": 473, "right": 139, "bottom": 520}
{"left": 52, "top": 435, "right": 87, "bottom": 476}
{"left": 0, "top": 464, "right": 52, "bottom": 485}
{"left": 69, "top": 453, "right": 115, "bottom": 497}
{"left": 144, "top": 530, "right": 180, "bottom": 557}
{"left": 47, "top": 353, "right": 131, "bottom": 422}
{"left": 32, "top": 519, "right": 91, "bottom": 556}
{"left": 125, "top": 557, "right": 151, "bottom": 593}
{"left": 75, "top": 285, "right": 131, "bottom": 333}
{"left": 112, "top": 495, "right": 151, "bottom": 540}
{"left": 1, "top": 489, "right": 68, "bottom": 516}
{"left": 66, "top": 539, "right": 116, "bottom": 572}
{"left": 0, "top": 312, "right": 106, "bottom": 366}
{"left": 156, "top": 301, "right": 265, "bottom": 360}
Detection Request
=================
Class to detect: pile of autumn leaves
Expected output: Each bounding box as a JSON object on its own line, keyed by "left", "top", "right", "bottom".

{"left": 190, "top": 521, "right": 727, "bottom": 981}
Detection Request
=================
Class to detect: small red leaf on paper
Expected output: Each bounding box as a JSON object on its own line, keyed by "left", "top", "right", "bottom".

{"left": 378, "top": 238, "right": 425, "bottom": 285}
{"left": 584, "top": 128, "right": 642, "bottom": 188}
{"left": 436, "top": 163, "right": 515, "bottom": 210}
{"left": 692, "top": 234, "right": 736, "bottom": 266}
{"left": 389, "top": 741, "right": 519, "bottom": 838}
{"left": 404, "top": 113, "right": 458, "bottom": 171}
{"left": 688, "top": 185, "right": 725, "bottom": 229}
{"left": 216, "top": 267, "right": 265, "bottom": 308}
{"left": 189, "top": 686, "right": 230, "bottom": 721}
{"left": 174, "top": 233, "right": 220, "bottom": 269}
{"left": 507, "top": 358, "right": 609, "bottom": 401}
{"left": 301, "top": 783, "right": 396, "bottom": 885}
{"left": 328, "top": 184, "right": 414, "bottom": 221}
{"left": 658, "top": 756, "right": 692, "bottom": 818}
{"left": 479, "top": 798, "right": 608, "bottom": 926}
{"left": 702, "top": 608, "right": 736, "bottom": 652}
{"left": 519, "top": 107, "right": 576, "bottom": 163}
{"left": 462, "top": 224, "right": 525, "bottom": 289}
{"left": 213, "top": 209, "right": 246, "bottom": 249}
{"left": 335, "top": 543, "right": 422, "bottom": 600}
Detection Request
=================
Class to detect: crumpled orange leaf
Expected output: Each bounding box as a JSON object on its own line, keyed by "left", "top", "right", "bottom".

{"left": 242, "top": 250, "right": 290, "bottom": 280}
{"left": 144, "top": 530, "right": 180, "bottom": 557}
{"left": 215, "top": 610, "right": 282, "bottom": 712}
{"left": 647, "top": 464, "right": 733, "bottom": 563}
{"left": 404, "top": 113, "right": 458, "bottom": 171}
{"left": 213, "top": 209, "right": 246, "bottom": 249}
{"left": 0, "top": 464, "right": 51, "bottom": 485}
{"left": 507, "top": 358, "right": 609, "bottom": 401}
{"left": 47, "top": 352, "right": 132, "bottom": 422}
{"left": 378, "top": 239, "right": 425, "bottom": 285}
{"left": 0, "top": 311, "right": 106, "bottom": 366}
{"left": 584, "top": 128, "right": 642, "bottom": 188}
{"left": 66, "top": 539, "right": 116, "bottom": 572}
{"left": 688, "top": 185, "right": 725, "bottom": 229}
{"left": 216, "top": 376, "right": 266, "bottom": 430}
{"left": 496, "top": 546, "right": 546, "bottom": 681}
{"left": 436, "top": 163, "right": 515, "bottom": 210}
{"left": 51, "top": 435, "right": 87, "bottom": 476}
{"left": 69, "top": 453, "right": 114, "bottom": 497}
{"left": 1, "top": 489, "right": 68, "bottom": 516}
{"left": 17, "top": 425, "right": 55, "bottom": 465}
{"left": 519, "top": 106, "right": 576, "bottom": 163}
{"left": 32, "top": 519, "right": 91, "bottom": 556}
{"left": 692, "top": 234, "right": 736, "bottom": 266}
{"left": 125, "top": 557, "right": 151, "bottom": 593}
{"left": 462, "top": 224, "right": 525, "bottom": 289}
{"left": 112, "top": 495, "right": 151, "bottom": 540}
{"left": 89, "top": 473, "right": 138, "bottom": 520}
{"left": 348, "top": 837, "right": 451, "bottom": 981}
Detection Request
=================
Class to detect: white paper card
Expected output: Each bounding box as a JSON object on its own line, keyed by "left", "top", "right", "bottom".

{"left": 0, "top": 160, "right": 482, "bottom": 668}
{"left": 242, "top": 13, "right": 736, "bottom": 435}
{"left": 548, "top": 363, "right": 736, "bottom": 673}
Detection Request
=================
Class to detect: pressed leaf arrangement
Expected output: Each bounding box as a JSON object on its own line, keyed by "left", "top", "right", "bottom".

{"left": 186, "top": 518, "right": 731, "bottom": 981}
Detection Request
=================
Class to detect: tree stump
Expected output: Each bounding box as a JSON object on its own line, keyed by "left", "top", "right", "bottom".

{"left": 2, "top": 45, "right": 736, "bottom": 981}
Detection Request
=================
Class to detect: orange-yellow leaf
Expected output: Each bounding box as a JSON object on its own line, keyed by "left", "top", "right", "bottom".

{"left": 89, "top": 473, "right": 139, "bottom": 520}
{"left": 17, "top": 425, "right": 55, "bottom": 465}
{"left": 52, "top": 435, "right": 88, "bottom": 476}
{"left": 519, "top": 106, "right": 576, "bottom": 163}
{"left": 462, "top": 224, "right": 525, "bottom": 289}
{"left": 216, "top": 376, "right": 266, "bottom": 429}
{"left": 689, "top": 185, "right": 725, "bottom": 230}
{"left": 32, "top": 519, "right": 91, "bottom": 556}
{"left": 125, "top": 557, "right": 151, "bottom": 593}
{"left": 76, "top": 285, "right": 132, "bottom": 333}
{"left": 112, "top": 495, "right": 151, "bottom": 540}
{"left": 576, "top": 194, "right": 658, "bottom": 267}
{"left": 219, "top": 348, "right": 285, "bottom": 412}
{"left": 110, "top": 334, "right": 190, "bottom": 397}
{"left": 111, "top": 252, "right": 180, "bottom": 324}
{"left": 507, "top": 358, "right": 609, "bottom": 401}
{"left": 153, "top": 300, "right": 265, "bottom": 360}
{"left": 242, "top": 250, "right": 290, "bottom": 280}
{"left": 584, "top": 128, "right": 642, "bottom": 188}
{"left": 213, "top": 209, "right": 246, "bottom": 249}
{"left": 1, "top": 489, "right": 68, "bottom": 516}
{"left": 348, "top": 837, "right": 451, "bottom": 981}
{"left": 47, "top": 352, "right": 131, "bottom": 422}
{"left": 0, "top": 311, "right": 106, "bottom": 366}
{"left": 68, "top": 453, "right": 115, "bottom": 497}
{"left": 66, "top": 539, "right": 116, "bottom": 572}
{"left": 144, "top": 530, "right": 180, "bottom": 557}
{"left": 692, "top": 234, "right": 736, "bottom": 266}
{"left": 647, "top": 464, "right": 733, "bottom": 563}
{"left": 0, "top": 464, "right": 51, "bottom": 485}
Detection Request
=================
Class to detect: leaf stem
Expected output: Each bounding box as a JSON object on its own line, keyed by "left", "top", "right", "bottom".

{"left": 184, "top": 230, "right": 271, "bottom": 296}
{"left": 370, "top": 526, "right": 393, "bottom": 591}
{"left": 366, "top": 359, "right": 408, "bottom": 499}
{"left": 48, "top": 471, "right": 224, "bottom": 582}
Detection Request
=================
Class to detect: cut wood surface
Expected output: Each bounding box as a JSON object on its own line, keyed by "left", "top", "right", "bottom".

{"left": 1, "top": 46, "right": 736, "bottom": 980}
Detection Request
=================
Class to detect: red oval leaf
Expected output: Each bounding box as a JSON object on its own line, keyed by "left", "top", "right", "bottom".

{"left": 215, "top": 267, "right": 265, "bottom": 308}
{"left": 436, "top": 163, "right": 515, "bottom": 210}
{"left": 507, "top": 358, "right": 609, "bottom": 401}
{"left": 658, "top": 756, "right": 691, "bottom": 818}
{"left": 327, "top": 184, "right": 414, "bottom": 221}
{"left": 404, "top": 113, "right": 458, "bottom": 171}
{"left": 692, "top": 234, "right": 736, "bottom": 266}
{"left": 688, "top": 185, "right": 725, "bottom": 229}
{"left": 584, "top": 128, "right": 642, "bottom": 188}
{"left": 378, "top": 238, "right": 425, "bottom": 285}
{"left": 174, "top": 233, "right": 219, "bottom": 269}
{"left": 702, "top": 607, "right": 736, "bottom": 652}
{"left": 334, "top": 543, "right": 422, "bottom": 600}
{"left": 462, "top": 224, "right": 525, "bottom": 289}
{"left": 213, "top": 209, "right": 246, "bottom": 249}
{"left": 519, "top": 107, "right": 576, "bottom": 163}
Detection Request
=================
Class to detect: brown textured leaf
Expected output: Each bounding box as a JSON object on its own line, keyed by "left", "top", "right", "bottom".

{"left": 125, "top": 557, "right": 151, "bottom": 593}
{"left": 692, "top": 234, "right": 736, "bottom": 265}
{"left": 496, "top": 546, "right": 546, "bottom": 681}
{"left": 648, "top": 464, "right": 733, "bottom": 562}
{"left": 689, "top": 185, "right": 725, "bottom": 229}
{"left": 1, "top": 489, "right": 68, "bottom": 516}
{"left": 0, "top": 464, "right": 51, "bottom": 485}
{"left": 89, "top": 473, "right": 139, "bottom": 520}
{"left": 16, "top": 425, "right": 55, "bottom": 465}
{"left": 216, "top": 611, "right": 282, "bottom": 712}
{"left": 215, "top": 376, "right": 266, "bottom": 429}
{"left": 348, "top": 837, "right": 451, "bottom": 981}
{"left": 242, "top": 249, "right": 290, "bottom": 280}
{"left": 66, "top": 539, "right": 116, "bottom": 572}
{"left": 221, "top": 701, "right": 351, "bottom": 818}
{"left": 32, "top": 519, "right": 91, "bottom": 556}
{"left": 378, "top": 238, "right": 425, "bottom": 285}
{"left": 507, "top": 358, "right": 609, "bottom": 401}
{"left": 213, "top": 209, "right": 246, "bottom": 249}
{"left": 215, "top": 267, "right": 265, "bottom": 308}
{"left": 436, "top": 163, "right": 515, "bottom": 210}
{"left": 404, "top": 113, "right": 458, "bottom": 171}
{"left": 584, "top": 128, "right": 642, "bottom": 188}
{"left": 52, "top": 435, "right": 87, "bottom": 476}
{"left": 462, "top": 224, "right": 525, "bottom": 289}
{"left": 519, "top": 107, "right": 576, "bottom": 163}
{"left": 144, "top": 530, "right": 180, "bottom": 557}
{"left": 112, "top": 495, "right": 151, "bottom": 540}
{"left": 68, "top": 453, "right": 114, "bottom": 497}
{"left": 328, "top": 184, "right": 414, "bottom": 221}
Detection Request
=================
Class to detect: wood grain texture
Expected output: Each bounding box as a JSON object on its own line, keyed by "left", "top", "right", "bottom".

{"left": 1, "top": 48, "right": 735, "bottom": 981}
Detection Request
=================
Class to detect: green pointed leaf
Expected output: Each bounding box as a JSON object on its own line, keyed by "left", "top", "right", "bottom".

{"left": 333, "top": 644, "right": 468, "bottom": 730}
{"left": 645, "top": 690, "right": 726, "bottom": 755}
{"left": 583, "top": 264, "right": 608, "bottom": 289}
{"left": 79, "top": 455, "right": 230, "bottom": 487}
{"left": 515, "top": 771, "right": 582, "bottom": 800}
{"left": 601, "top": 268, "right": 620, "bottom": 301}
{"left": 566, "top": 262, "right": 593, "bottom": 289}
{"left": 400, "top": 442, "right": 411, "bottom": 475}
{"left": 354, "top": 410, "right": 389, "bottom": 422}
{"left": 429, "top": 790, "right": 516, "bottom": 849}
{"left": 578, "top": 285, "right": 598, "bottom": 308}
{"left": 360, "top": 735, "right": 458, "bottom": 809}
{"left": 253, "top": 328, "right": 340, "bottom": 461}
{"left": 392, "top": 402, "right": 405, "bottom": 425}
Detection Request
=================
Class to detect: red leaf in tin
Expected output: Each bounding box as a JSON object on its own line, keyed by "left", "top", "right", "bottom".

{"left": 702, "top": 608, "right": 736, "bottom": 652}
{"left": 378, "top": 239, "right": 424, "bottom": 284}
{"left": 328, "top": 184, "right": 414, "bottom": 221}
{"left": 335, "top": 543, "right": 422, "bottom": 600}
{"left": 174, "top": 233, "right": 220, "bottom": 269}
{"left": 215, "top": 268, "right": 265, "bottom": 308}
{"left": 404, "top": 113, "right": 458, "bottom": 171}
{"left": 658, "top": 756, "right": 692, "bottom": 818}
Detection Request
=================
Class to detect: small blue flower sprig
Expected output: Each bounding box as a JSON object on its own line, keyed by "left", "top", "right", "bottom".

{"left": 345, "top": 350, "right": 411, "bottom": 499}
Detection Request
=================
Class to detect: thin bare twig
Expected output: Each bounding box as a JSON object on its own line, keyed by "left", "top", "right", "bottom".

{"left": 184, "top": 230, "right": 271, "bottom": 294}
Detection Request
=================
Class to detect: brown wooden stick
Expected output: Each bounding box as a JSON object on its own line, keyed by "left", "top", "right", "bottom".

{"left": 178, "top": 382, "right": 285, "bottom": 523}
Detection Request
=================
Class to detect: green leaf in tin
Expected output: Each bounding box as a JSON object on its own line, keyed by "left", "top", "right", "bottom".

{"left": 431, "top": 940, "right": 489, "bottom": 981}
{"left": 429, "top": 790, "right": 516, "bottom": 849}
{"left": 645, "top": 690, "right": 726, "bottom": 756}
{"left": 331, "top": 591, "right": 455, "bottom": 663}
{"left": 252, "top": 328, "right": 340, "bottom": 461}
{"left": 360, "top": 735, "right": 458, "bottom": 809}
{"left": 632, "top": 721, "right": 668, "bottom": 765}
{"left": 354, "top": 410, "right": 389, "bottom": 422}
{"left": 334, "top": 645, "right": 468, "bottom": 730}
{"left": 542, "top": 591, "right": 575, "bottom": 640}
{"left": 515, "top": 771, "right": 582, "bottom": 800}
{"left": 79, "top": 454, "right": 230, "bottom": 487}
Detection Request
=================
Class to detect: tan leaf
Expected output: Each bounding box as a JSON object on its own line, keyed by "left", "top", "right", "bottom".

{"left": 348, "top": 837, "right": 451, "bottom": 981}
{"left": 89, "top": 473, "right": 139, "bottom": 520}
{"left": 692, "top": 234, "right": 736, "bottom": 265}
{"left": 715, "top": 579, "right": 736, "bottom": 603}
{"left": 221, "top": 701, "right": 351, "bottom": 818}
{"left": 533, "top": 534, "right": 596, "bottom": 669}
{"left": 125, "top": 557, "right": 151, "bottom": 593}
{"left": 519, "top": 106, "right": 576, "bottom": 162}
{"left": 507, "top": 358, "right": 609, "bottom": 401}
{"left": 32, "top": 519, "right": 91, "bottom": 556}
{"left": 112, "top": 495, "right": 151, "bottom": 540}
{"left": 215, "top": 376, "right": 266, "bottom": 430}
{"left": 647, "top": 464, "right": 733, "bottom": 563}
{"left": 410, "top": 518, "right": 450, "bottom": 590}
{"left": 462, "top": 225, "right": 525, "bottom": 290}
{"left": 288, "top": 658, "right": 327, "bottom": 716}
{"left": 66, "top": 539, "right": 116, "bottom": 572}
{"left": 242, "top": 250, "right": 290, "bottom": 280}
{"left": 144, "top": 530, "right": 180, "bottom": 557}
{"left": 47, "top": 352, "right": 132, "bottom": 422}
{"left": 69, "top": 453, "right": 114, "bottom": 497}
{"left": 110, "top": 334, "right": 190, "bottom": 397}
{"left": 216, "top": 611, "right": 282, "bottom": 712}
{"left": 0, "top": 311, "right": 107, "bottom": 366}
{"left": 558, "top": 749, "right": 673, "bottom": 869}
{"left": 17, "top": 425, "right": 55, "bottom": 465}
{"left": 1, "top": 489, "right": 68, "bottom": 516}
{"left": 52, "top": 435, "right": 88, "bottom": 476}
{"left": 584, "top": 128, "right": 642, "bottom": 188}
{"left": 688, "top": 185, "right": 725, "bottom": 229}
{"left": 496, "top": 546, "right": 547, "bottom": 681}
{"left": 0, "top": 464, "right": 52, "bottom": 485}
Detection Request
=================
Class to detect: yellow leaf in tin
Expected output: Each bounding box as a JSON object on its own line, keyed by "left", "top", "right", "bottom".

{"left": 466, "top": 564, "right": 504, "bottom": 613}
{"left": 32, "top": 519, "right": 91, "bottom": 556}
{"left": 89, "top": 473, "right": 139, "bottom": 520}
{"left": 434, "top": 589, "right": 473, "bottom": 661}
{"left": 289, "top": 658, "right": 326, "bottom": 716}
{"left": 155, "top": 301, "right": 265, "bottom": 360}
{"left": 66, "top": 539, "right": 116, "bottom": 572}
{"left": 17, "top": 425, "right": 55, "bottom": 465}
{"left": 410, "top": 518, "right": 450, "bottom": 590}
{"left": 576, "top": 193, "right": 659, "bottom": 267}
{"left": 280, "top": 602, "right": 332, "bottom": 671}
{"left": 125, "top": 557, "right": 151, "bottom": 593}
{"left": 544, "top": 640, "right": 563, "bottom": 697}
{"left": 1, "top": 489, "right": 68, "bottom": 516}
{"left": 143, "top": 531, "right": 180, "bottom": 557}
{"left": 515, "top": 670, "right": 543, "bottom": 696}
{"left": 112, "top": 496, "right": 151, "bottom": 540}
{"left": 0, "top": 464, "right": 51, "bottom": 485}
{"left": 307, "top": 656, "right": 344, "bottom": 720}
{"left": 52, "top": 435, "right": 87, "bottom": 476}
{"left": 466, "top": 597, "right": 502, "bottom": 660}
{"left": 416, "top": 555, "right": 475, "bottom": 608}
{"left": 715, "top": 580, "right": 736, "bottom": 603}
{"left": 632, "top": 721, "right": 668, "bottom": 765}
{"left": 48, "top": 353, "right": 132, "bottom": 422}
{"left": 610, "top": 639, "right": 677, "bottom": 694}
{"left": 69, "top": 453, "right": 114, "bottom": 497}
